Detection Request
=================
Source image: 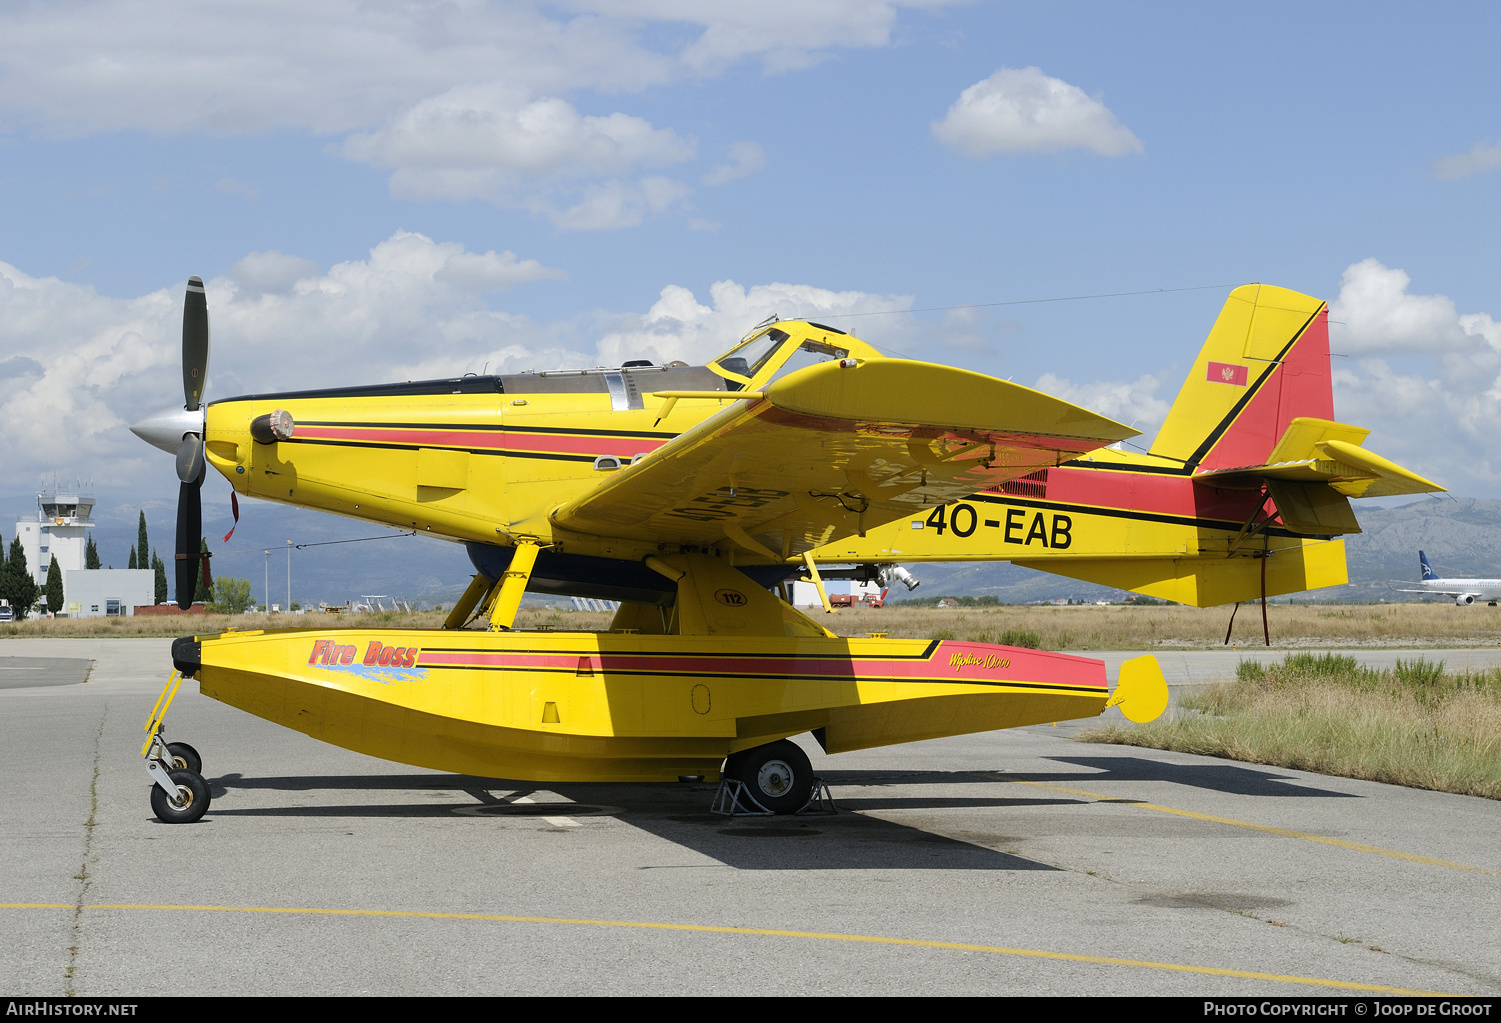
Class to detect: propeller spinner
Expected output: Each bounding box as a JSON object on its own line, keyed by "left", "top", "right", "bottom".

{"left": 130, "top": 276, "right": 212, "bottom": 609}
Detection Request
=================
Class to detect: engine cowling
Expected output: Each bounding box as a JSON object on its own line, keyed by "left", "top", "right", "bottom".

{"left": 1456, "top": 593, "right": 1476, "bottom": 606}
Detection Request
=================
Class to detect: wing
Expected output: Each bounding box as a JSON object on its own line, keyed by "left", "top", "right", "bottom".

{"left": 550, "top": 357, "right": 1136, "bottom": 561}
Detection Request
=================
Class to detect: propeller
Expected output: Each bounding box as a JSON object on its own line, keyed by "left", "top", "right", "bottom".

{"left": 131, "top": 276, "right": 211, "bottom": 610}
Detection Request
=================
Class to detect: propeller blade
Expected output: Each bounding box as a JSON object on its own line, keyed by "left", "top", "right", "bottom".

{"left": 175, "top": 475, "right": 203, "bottom": 610}
{"left": 183, "top": 276, "right": 209, "bottom": 412}
{"left": 175, "top": 433, "right": 205, "bottom": 484}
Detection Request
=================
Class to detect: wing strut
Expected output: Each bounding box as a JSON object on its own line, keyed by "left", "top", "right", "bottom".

{"left": 801, "top": 553, "right": 836, "bottom": 614}
{"left": 487, "top": 541, "right": 540, "bottom": 631}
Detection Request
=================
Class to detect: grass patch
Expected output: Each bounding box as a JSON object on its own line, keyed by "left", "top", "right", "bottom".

{"left": 1082, "top": 653, "right": 1501, "bottom": 799}
{"left": 10, "top": 602, "right": 1501, "bottom": 647}
{"left": 828, "top": 601, "right": 1501, "bottom": 649}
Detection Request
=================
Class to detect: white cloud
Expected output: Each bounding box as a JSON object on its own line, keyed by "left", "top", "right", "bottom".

{"left": 702, "top": 141, "right": 765, "bottom": 186}
{"left": 0, "top": 2, "right": 673, "bottom": 137}
{"left": 1432, "top": 140, "right": 1501, "bottom": 180}
{"left": 0, "top": 2, "right": 951, "bottom": 136}
{"left": 1330, "top": 258, "right": 1500, "bottom": 358}
{"left": 595, "top": 279, "right": 913, "bottom": 367}
{"left": 1329, "top": 258, "right": 1501, "bottom": 492}
{"left": 1031, "top": 371, "right": 1171, "bottom": 432}
{"left": 228, "top": 251, "right": 323, "bottom": 296}
{"left": 543, "top": 177, "right": 693, "bottom": 231}
{"left": 0, "top": 3, "right": 956, "bottom": 227}
{"left": 932, "top": 67, "right": 1143, "bottom": 158}
{"left": 0, "top": 3, "right": 954, "bottom": 228}
{"left": 0, "top": 233, "right": 572, "bottom": 492}
{"left": 342, "top": 84, "right": 696, "bottom": 207}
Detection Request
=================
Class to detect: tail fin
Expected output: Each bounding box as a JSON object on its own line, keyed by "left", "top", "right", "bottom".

{"left": 1420, "top": 551, "right": 1436, "bottom": 580}
{"left": 1151, "top": 284, "right": 1331, "bottom": 471}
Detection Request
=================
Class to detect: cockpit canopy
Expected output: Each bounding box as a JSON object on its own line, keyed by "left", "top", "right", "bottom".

{"left": 710, "top": 324, "right": 856, "bottom": 389}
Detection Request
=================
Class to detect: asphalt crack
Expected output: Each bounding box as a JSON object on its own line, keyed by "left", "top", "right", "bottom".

{"left": 64, "top": 700, "right": 107, "bottom": 996}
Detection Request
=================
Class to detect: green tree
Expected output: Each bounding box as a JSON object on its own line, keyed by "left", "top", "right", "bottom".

{"left": 84, "top": 534, "right": 100, "bottom": 569}
{"left": 2, "top": 537, "right": 38, "bottom": 621}
{"left": 210, "top": 576, "right": 253, "bottom": 614}
{"left": 127, "top": 545, "right": 137, "bottom": 570}
{"left": 137, "top": 512, "right": 149, "bottom": 577}
{"left": 152, "top": 550, "right": 167, "bottom": 605}
{"left": 45, "top": 555, "right": 63, "bottom": 615}
{"left": 193, "top": 538, "right": 213, "bottom": 604}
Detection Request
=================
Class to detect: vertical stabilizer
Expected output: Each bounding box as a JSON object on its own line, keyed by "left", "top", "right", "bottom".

{"left": 1420, "top": 551, "right": 1437, "bottom": 581}
{"left": 1150, "top": 285, "right": 1330, "bottom": 471}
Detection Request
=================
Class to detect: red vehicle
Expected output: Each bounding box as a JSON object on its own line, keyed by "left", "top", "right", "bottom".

{"left": 828, "top": 588, "right": 889, "bottom": 608}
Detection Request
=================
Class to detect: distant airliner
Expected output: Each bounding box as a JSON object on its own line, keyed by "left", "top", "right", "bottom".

{"left": 1397, "top": 551, "right": 1501, "bottom": 606}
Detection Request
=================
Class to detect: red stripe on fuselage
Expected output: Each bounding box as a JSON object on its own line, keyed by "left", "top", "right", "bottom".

{"left": 1021, "top": 465, "right": 1267, "bottom": 524}
{"left": 293, "top": 425, "right": 666, "bottom": 458}
{"left": 417, "top": 643, "right": 1107, "bottom": 692}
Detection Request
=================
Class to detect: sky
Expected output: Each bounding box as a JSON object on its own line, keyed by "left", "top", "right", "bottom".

{"left": 2, "top": 1, "right": 1500, "bottom": 601}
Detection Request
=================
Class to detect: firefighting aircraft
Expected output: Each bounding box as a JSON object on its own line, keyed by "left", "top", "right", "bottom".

{"left": 130, "top": 280, "right": 1441, "bottom": 822}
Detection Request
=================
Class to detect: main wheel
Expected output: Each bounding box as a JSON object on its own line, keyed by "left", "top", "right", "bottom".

{"left": 150, "top": 769, "right": 210, "bottom": 824}
{"left": 729, "top": 739, "right": 814, "bottom": 814}
{"left": 166, "top": 742, "right": 202, "bottom": 775}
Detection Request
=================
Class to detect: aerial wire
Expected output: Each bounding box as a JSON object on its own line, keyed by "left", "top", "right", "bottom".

{"left": 805, "top": 282, "right": 1239, "bottom": 321}
{"left": 797, "top": 282, "right": 1239, "bottom": 358}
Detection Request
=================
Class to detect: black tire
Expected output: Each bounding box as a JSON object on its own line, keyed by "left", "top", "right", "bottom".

{"left": 166, "top": 742, "right": 202, "bottom": 775}
{"left": 721, "top": 748, "right": 749, "bottom": 782}
{"left": 730, "top": 739, "right": 813, "bottom": 814}
{"left": 150, "top": 769, "right": 210, "bottom": 824}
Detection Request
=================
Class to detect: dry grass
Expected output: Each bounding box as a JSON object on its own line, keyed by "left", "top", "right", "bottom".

{"left": 1082, "top": 654, "right": 1501, "bottom": 799}
{"left": 825, "top": 602, "right": 1501, "bottom": 649}
{"left": 5, "top": 600, "right": 1500, "bottom": 649}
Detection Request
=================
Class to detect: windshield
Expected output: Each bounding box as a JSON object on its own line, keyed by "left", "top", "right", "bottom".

{"left": 714, "top": 328, "right": 789, "bottom": 379}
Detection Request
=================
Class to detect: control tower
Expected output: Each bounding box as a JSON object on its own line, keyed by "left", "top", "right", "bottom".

{"left": 15, "top": 479, "right": 95, "bottom": 586}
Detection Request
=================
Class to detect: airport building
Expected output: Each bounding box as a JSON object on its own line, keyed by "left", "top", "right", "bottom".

{"left": 13, "top": 481, "right": 153, "bottom": 617}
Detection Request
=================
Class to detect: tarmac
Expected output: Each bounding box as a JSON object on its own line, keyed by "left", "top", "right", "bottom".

{"left": 2, "top": 637, "right": 1498, "bottom": 997}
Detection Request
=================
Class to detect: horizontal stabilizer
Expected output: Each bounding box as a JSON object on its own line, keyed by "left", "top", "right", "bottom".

{"left": 1191, "top": 417, "right": 1444, "bottom": 525}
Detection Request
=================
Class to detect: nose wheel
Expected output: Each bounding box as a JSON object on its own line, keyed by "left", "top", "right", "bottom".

{"left": 166, "top": 741, "right": 202, "bottom": 775}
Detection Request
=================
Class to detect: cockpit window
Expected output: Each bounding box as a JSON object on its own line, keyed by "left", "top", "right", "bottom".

{"left": 768, "top": 338, "right": 850, "bottom": 383}
{"left": 714, "top": 328, "right": 790, "bottom": 380}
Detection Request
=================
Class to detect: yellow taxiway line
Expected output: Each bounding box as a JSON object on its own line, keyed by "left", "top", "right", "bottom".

{"left": 985, "top": 773, "right": 1498, "bottom": 875}
{"left": 0, "top": 902, "right": 1456, "bottom": 995}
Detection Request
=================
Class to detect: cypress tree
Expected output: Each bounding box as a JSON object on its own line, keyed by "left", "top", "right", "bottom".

{"left": 4, "top": 538, "right": 37, "bottom": 621}
{"left": 45, "top": 555, "right": 63, "bottom": 615}
{"left": 85, "top": 534, "right": 101, "bottom": 570}
{"left": 128, "top": 545, "right": 137, "bottom": 570}
{"left": 137, "top": 512, "right": 149, "bottom": 576}
{"left": 152, "top": 551, "right": 167, "bottom": 605}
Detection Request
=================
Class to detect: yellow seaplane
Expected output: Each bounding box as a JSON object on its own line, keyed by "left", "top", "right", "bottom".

{"left": 131, "top": 280, "right": 1442, "bottom": 822}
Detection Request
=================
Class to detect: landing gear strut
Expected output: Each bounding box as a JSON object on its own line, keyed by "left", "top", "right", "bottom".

{"left": 142, "top": 670, "right": 211, "bottom": 824}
